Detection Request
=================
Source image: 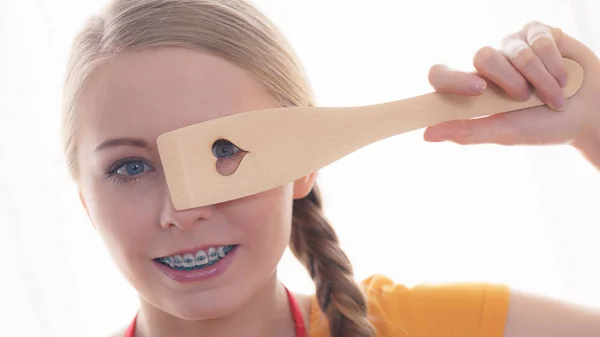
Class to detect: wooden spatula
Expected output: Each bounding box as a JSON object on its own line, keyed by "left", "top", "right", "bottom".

{"left": 157, "top": 57, "right": 584, "bottom": 210}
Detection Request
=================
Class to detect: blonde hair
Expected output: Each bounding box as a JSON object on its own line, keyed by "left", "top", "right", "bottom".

{"left": 61, "top": 1, "right": 375, "bottom": 336}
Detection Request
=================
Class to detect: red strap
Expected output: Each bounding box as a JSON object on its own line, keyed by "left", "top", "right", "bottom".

{"left": 123, "top": 312, "right": 136, "bottom": 337}
{"left": 124, "top": 286, "right": 306, "bottom": 337}
{"left": 285, "top": 286, "right": 307, "bottom": 337}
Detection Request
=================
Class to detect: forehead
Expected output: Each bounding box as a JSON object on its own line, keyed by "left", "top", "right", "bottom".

{"left": 77, "top": 47, "right": 276, "bottom": 150}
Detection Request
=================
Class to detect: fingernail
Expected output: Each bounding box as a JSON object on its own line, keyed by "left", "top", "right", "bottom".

{"left": 553, "top": 95, "right": 565, "bottom": 110}
{"left": 426, "top": 126, "right": 468, "bottom": 142}
{"left": 558, "top": 75, "right": 567, "bottom": 87}
{"left": 425, "top": 133, "right": 446, "bottom": 142}
{"left": 425, "top": 129, "right": 451, "bottom": 142}
{"left": 469, "top": 78, "right": 487, "bottom": 94}
{"left": 520, "top": 88, "right": 532, "bottom": 101}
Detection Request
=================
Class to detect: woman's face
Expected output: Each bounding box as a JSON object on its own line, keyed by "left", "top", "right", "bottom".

{"left": 75, "top": 47, "right": 315, "bottom": 319}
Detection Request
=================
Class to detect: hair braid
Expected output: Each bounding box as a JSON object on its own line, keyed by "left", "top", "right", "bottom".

{"left": 290, "top": 184, "right": 376, "bottom": 337}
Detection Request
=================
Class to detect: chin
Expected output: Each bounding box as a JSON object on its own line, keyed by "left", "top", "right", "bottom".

{"left": 167, "top": 298, "right": 237, "bottom": 321}
{"left": 154, "top": 282, "right": 259, "bottom": 320}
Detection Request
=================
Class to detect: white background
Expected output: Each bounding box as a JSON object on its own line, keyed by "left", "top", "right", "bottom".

{"left": 1, "top": 0, "right": 599, "bottom": 336}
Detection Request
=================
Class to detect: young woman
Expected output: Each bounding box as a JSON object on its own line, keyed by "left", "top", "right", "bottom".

{"left": 61, "top": 0, "right": 600, "bottom": 336}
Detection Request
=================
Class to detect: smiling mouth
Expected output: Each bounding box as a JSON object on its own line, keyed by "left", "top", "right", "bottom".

{"left": 155, "top": 245, "right": 238, "bottom": 271}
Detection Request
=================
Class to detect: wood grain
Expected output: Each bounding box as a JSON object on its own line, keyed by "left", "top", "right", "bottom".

{"left": 157, "top": 58, "right": 584, "bottom": 210}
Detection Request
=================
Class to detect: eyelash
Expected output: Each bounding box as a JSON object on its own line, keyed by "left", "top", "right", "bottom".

{"left": 106, "top": 157, "right": 155, "bottom": 186}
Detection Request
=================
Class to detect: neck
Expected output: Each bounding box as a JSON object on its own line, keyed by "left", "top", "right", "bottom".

{"left": 135, "top": 274, "right": 297, "bottom": 337}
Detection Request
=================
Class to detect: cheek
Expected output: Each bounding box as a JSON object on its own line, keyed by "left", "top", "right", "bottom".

{"left": 82, "top": 179, "right": 163, "bottom": 255}
{"left": 226, "top": 185, "right": 294, "bottom": 252}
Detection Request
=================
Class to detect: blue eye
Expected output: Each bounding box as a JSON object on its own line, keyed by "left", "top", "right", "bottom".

{"left": 115, "top": 160, "right": 148, "bottom": 176}
{"left": 211, "top": 139, "right": 249, "bottom": 176}
{"left": 107, "top": 158, "right": 155, "bottom": 186}
{"left": 212, "top": 139, "right": 240, "bottom": 158}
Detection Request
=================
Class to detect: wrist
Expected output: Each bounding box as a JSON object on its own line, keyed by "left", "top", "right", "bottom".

{"left": 572, "top": 129, "right": 600, "bottom": 170}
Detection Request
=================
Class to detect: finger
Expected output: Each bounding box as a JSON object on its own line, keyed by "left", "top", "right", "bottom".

{"left": 525, "top": 22, "right": 567, "bottom": 87}
{"left": 423, "top": 106, "right": 571, "bottom": 145}
{"left": 428, "top": 64, "right": 487, "bottom": 95}
{"left": 501, "top": 35, "right": 565, "bottom": 111}
{"left": 544, "top": 25, "right": 600, "bottom": 74}
{"left": 472, "top": 45, "right": 531, "bottom": 101}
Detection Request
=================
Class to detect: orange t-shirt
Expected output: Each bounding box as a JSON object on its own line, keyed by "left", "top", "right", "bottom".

{"left": 307, "top": 275, "right": 511, "bottom": 337}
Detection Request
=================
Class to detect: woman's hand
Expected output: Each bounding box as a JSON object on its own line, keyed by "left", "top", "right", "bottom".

{"left": 424, "top": 21, "right": 600, "bottom": 168}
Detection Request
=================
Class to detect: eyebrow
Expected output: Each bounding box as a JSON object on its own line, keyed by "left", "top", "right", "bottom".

{"left": 95, "top": 137, "right": 151, "bottom": 151}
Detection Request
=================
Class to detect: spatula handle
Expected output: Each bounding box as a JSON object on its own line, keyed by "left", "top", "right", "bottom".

{"left": 341, "top": 57, "right": 584, "bottom": 145}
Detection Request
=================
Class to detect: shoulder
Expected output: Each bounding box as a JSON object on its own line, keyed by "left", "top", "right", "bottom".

{"left": 309, "top": 275, "right": 511, "bottom": 337}
{"left": 360, "top": 273, "right": 510, "bottom": 304}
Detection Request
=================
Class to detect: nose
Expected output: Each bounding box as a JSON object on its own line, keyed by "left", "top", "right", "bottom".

{"left": 159, "top": 190, "right": 215, "bottom": 230}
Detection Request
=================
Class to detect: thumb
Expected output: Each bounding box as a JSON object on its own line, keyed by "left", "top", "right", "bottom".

{"left": 423, "top": 106, "right": 571, "bottom": 145}
{"left": 552, "top": 27, "right": 600, "bottom": 71}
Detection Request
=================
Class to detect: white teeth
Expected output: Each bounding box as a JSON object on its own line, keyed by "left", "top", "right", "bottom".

{"left": 183, "top": 253, "right": 195, "bottom": 268}
{"left": 163, "top": 245, "right": 234, "bottom": 268}
{"left": 207, "top": 247, "right": 219, "bottom": 262}
{"left": 217, "top": 246, "right": 226, "bottom": 258}
{"left": 195, "top": 250, "right": 208, "bottom": 265}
